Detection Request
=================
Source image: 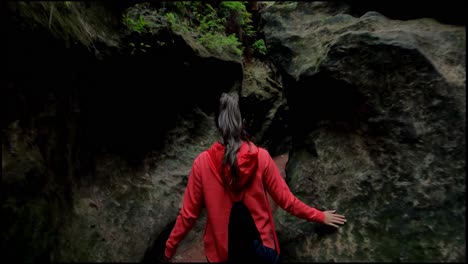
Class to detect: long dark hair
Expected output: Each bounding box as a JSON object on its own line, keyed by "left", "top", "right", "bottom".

{"left": 216, "top": 92, "right": 249, "bottom": 183}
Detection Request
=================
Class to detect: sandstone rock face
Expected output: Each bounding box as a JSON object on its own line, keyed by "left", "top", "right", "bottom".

{"left": 56, "top": 109, "right": 216, "bottom": 262}
{"left": 5, "top": 2, "right": 121, "bottom": 56}
{"left": 262, "top": 2, "right": 465, "bottom": 262}
{"left": 240, "top": 59, "right": 290, "bottom": 156}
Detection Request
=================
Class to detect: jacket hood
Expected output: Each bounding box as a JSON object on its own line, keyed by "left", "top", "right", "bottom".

{"left": 207, "top": 141, "right": 259, "bottom": 193}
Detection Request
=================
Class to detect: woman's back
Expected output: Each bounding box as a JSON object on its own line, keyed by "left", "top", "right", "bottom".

{"left": 166, "top": 141, "right": 278, "bottom": 262}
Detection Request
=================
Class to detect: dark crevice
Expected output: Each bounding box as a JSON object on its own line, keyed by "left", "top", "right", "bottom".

{"left": 287, "top": 70, "right": 367, "bottom": 147}
{"left": 141, "top": 221, "right": 176, "bottom": 263}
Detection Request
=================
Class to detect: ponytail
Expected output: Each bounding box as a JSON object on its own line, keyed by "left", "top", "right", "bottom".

{"left": 216, "top": 92, "right": 248, "bottom": 183}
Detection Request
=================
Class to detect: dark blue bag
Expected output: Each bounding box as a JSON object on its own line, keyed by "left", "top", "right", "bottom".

{"left": 227, "top": 193, "right": 280, "bottom": 264}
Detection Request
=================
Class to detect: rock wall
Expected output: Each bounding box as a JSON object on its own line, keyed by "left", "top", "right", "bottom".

{"left": 261, "top": 2, "right": 465, "bottom": 262}
{"left": 3, "top": 2, "right": 242, "bottom": 262}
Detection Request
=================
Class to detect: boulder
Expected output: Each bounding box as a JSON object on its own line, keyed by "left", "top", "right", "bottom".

{"left": 262, "top": 2, "right": 465, "bottom": 262}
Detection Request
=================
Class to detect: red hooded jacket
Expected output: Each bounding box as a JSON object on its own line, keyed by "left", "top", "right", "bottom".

{"left": 165, "top": 141, "right": 325, "bottom": 262}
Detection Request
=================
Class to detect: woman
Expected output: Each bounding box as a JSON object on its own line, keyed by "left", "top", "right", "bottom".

{"left": 164, "top": 92, "right": 346, "bottom": 263}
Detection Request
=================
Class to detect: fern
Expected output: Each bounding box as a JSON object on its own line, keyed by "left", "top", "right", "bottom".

{"left": 125, "top": 1, "right": 257, "bottom": 59}
{"left": 123, "top": 14, "right": 148, "bottom": 34}
{"left": 252, "top": 39, "right": 267, "bottom": 55}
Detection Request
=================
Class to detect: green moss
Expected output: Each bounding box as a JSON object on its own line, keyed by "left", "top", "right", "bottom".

{"left": 199, "top": 33, "right": 243, "bottom": 57}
